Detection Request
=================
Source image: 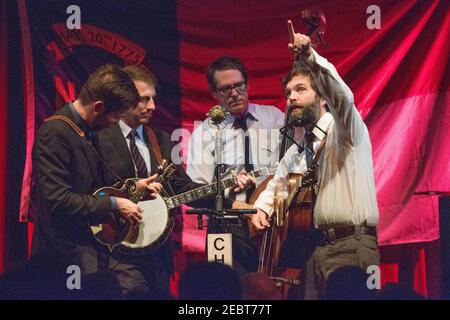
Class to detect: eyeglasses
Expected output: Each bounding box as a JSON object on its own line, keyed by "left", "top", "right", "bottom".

{"left": 215, "top": 81, "right": 247, "bottom": 96}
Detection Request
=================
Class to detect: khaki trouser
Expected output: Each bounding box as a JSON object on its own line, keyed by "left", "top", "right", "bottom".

{"left": 303, "top": 234, "right": 379, "bottom": 300}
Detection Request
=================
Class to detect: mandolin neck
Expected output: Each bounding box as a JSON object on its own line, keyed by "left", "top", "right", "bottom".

{"left": 128, "top": 174, "right": 166, "bottom": 204}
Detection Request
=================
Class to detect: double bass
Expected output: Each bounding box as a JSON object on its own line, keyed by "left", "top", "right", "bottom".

{"left": 249, "top": 111, "right": 328, "bottom": 298}
{"left": 249, "top": 151, "right": 320, "bottom": 299}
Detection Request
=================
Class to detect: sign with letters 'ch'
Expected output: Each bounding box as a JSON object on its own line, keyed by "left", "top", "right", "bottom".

{"left": 207, "top": 233, "right": 233, "bottom": 268}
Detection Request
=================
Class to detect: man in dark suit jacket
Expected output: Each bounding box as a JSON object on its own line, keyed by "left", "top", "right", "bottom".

{"left": 32, "top": 64, "right": 161, "bottom": 280}
{"left": 96, "top": 65, "right": 254, "bottom": 297}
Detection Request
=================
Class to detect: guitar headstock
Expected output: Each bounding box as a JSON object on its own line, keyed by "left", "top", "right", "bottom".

{"left": 301, "top": 164, "right": 319, "bottom": 188}
{"left": 157, "top": 160, "right": 176, "bottom": 183}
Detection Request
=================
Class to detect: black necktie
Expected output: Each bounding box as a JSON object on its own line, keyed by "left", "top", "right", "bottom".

{"left": 305, "top": 132, "right": 315, "bottom": 169}
{"left": 128, "top": 130, "right": 148, "bottom": 178}
{"left": 234, "top": 115, "right": 254, "bottom": 201}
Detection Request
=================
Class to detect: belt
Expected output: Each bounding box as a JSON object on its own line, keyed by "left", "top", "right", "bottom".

{"left": 318, "top": 224, "right": 377, "bottom": 244}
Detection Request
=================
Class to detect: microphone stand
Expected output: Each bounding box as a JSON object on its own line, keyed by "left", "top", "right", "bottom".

{"left": 188, "top": 119, "right": 257, "bottom": 233}
{"left": 212, "top": 123, "right": 226, "bottom": 232}
{"left": 279, "top": 115, "right": 327, "bottom": 153}
{"left": 185, "top": 208, "right": 257, "bottom": 230}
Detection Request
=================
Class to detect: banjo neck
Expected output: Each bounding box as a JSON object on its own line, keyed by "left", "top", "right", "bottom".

{"left": 165, "top": 168, "right": 270, "bottom": 210}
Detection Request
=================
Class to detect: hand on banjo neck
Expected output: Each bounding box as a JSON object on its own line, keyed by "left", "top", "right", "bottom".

{"left": 113, "top": 174, "right": 163, "bottom": 227}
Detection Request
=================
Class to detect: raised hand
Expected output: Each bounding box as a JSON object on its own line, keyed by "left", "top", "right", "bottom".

{"left": 287, "top": 20, "right": 312, "bottom": 57}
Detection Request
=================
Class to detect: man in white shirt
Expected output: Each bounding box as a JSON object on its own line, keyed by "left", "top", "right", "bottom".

{"left": 187, "top": 56, "right": 285, "bottom": 277}
{"left": 251, "top": 23, "right": 379, "bottom": 299}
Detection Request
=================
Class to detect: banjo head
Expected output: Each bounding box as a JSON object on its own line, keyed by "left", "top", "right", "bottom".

{"left": 115, "top": 194, "right": 173, "bottom": 254}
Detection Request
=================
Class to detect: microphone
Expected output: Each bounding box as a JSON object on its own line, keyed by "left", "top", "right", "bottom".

{"left": 280, "top": 112, "right": 328, "bottom": 136}
{"left": 207, "top": 105, "right": 229, "bottom": 125}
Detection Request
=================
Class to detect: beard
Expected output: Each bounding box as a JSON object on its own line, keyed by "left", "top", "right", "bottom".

{"left": 288, "top": 98, "right": 321, "bottom": 126}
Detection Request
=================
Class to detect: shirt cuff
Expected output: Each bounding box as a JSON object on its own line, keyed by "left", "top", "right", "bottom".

{"left": 254, "top": 202, "right": 274, "bottom": 218}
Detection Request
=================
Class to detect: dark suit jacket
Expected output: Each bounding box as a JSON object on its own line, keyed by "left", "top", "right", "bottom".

{"left": 95, "top": 124, "right": 212, "bottom": 197}
{"left": 95, "top": 124, "right": 221, "bottom": 271}
{"left": 31, "top": 104, "right": 111, "bottom": 273}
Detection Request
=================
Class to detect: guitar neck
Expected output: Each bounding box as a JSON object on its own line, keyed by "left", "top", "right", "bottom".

{"left": 165, "top": 168, "right": 268, "bottom": 210}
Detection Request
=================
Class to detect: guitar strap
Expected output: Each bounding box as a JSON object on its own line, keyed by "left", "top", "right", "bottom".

{"left": 144, "top": 126, "right": 163, "bottom": 166}
{"left": 311, "top": 134, "right": 328, "bottom": 168}
{"left": 144, "top": 125, "right": 177, "bottom": 198}
{"left": 307, "top": 127, "right": 330, "bottom": 218}
{"left": 44, "top": 115, "right": 125, "bottom": 184}
{"left": 45, "top": 115, "right": 85, "bottom": 137}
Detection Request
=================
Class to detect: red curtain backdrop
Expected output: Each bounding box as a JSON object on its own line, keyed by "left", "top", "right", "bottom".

{"left": 177, "top": 0, "right": 450, "bottom": 249}
{"left": 176, "top": 0, "right": 449, "bottom": 298}
{"left": 2, "top": 0, "right": 448, "bottom": 298}
{"left": 380, "top": 240, "right": 442, "bottom": 299}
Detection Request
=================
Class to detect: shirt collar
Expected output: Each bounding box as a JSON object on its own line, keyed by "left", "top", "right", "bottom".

{"left": 311, "top": 112, "right": 333, "bottom": 141}
{"left": 119, "top": 120, "right": 144, "bottom": 141}
{"left": 68, "top": 102, "right": 91, "bottom": 138}
{"left": 245, "top": 103, "right": 259, "bottom": 121}
{"left": 224, "top": 103, "right": 259, "bottom": 127}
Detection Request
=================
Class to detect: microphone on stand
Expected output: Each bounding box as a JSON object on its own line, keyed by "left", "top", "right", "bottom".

{"left": 205, "top": 105, "right": 229, "bottom": 213}
{"left": 279, "top": 108, "right": 327, "bottom": 154}
{"left": 280, "top": 111, "right": 327, "bottom": 136}
{"left": 280, "top": 110, "right": 308, "bottom": 133}
{"left": 207, "top": 105, "right": 229, "bottom": 125}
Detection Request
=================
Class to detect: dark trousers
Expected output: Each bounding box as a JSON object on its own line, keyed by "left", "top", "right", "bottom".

{"left": 107, "top": 247, "right": 172, "bottom": 298}
{"left": 303, "top": 234, "right": 379, "bottom": 299}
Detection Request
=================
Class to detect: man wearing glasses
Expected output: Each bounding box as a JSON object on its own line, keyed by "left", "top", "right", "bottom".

{"left": 187, "top": 56, "right": 285, "bottom": 277}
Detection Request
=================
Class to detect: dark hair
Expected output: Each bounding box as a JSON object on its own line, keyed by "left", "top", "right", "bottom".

{"left": 206, "top": 56, "right": 248, "bottom": 91}
{"left": 281, "top": 61, "right": 320, "bottom": 95}
{"left": 326, "top": 266, "right": 374, "bottom": 300}
{"left": 122, "top": 64, "right": 157, "bottom": 87}
{"left": 78, "top": 64, "right": 139, "bottom": 113}
{"left": 178, "top": 262, "right": 241, "bottom": 300}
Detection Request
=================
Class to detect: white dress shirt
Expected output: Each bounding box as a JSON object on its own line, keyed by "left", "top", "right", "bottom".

{"left": 119, "top": 120, "right": 151, "bottom": 176}
{"left": 254, "top": 50, "right": 379, "bottom": 227}
{"left": 186, "top": 103, "right": 285, "bottom": 201}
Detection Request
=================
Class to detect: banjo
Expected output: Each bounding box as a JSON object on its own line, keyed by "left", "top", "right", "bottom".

{"left": 91, "top": 166, "right": 270, "bottom": 256}
{"left": 90, "top": 161, "right": 176, "bottom": 255}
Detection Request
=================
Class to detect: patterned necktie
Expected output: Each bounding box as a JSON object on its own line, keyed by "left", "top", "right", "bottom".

{"left": 128, "top": 130, "right": 148, "bottom": 178}
{"left": 234, "top": 115, "right": 254, "bottom": 201}
{"left": 305, "top": 132, "right": 315, "bottom": 169}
